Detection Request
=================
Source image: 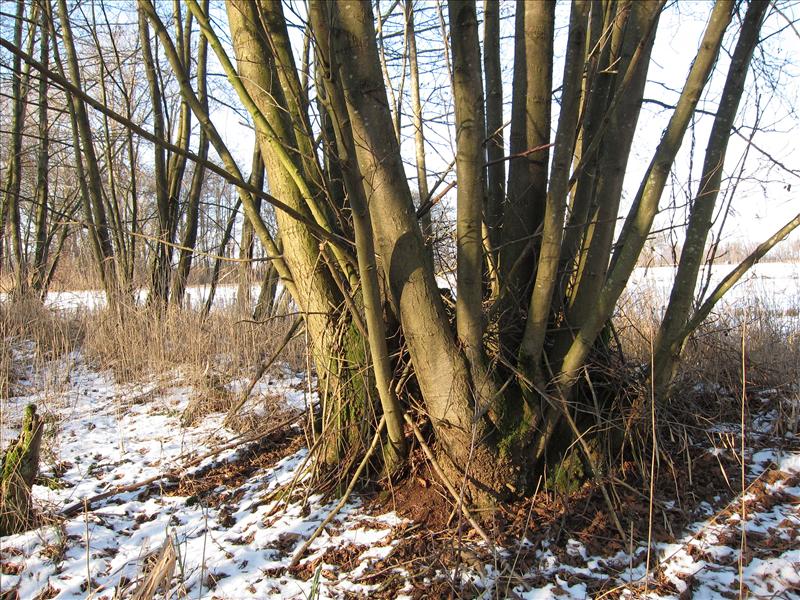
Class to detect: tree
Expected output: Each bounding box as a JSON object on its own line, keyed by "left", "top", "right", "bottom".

{"left": 184, "top": 0, "right": 789, "bottom": 501}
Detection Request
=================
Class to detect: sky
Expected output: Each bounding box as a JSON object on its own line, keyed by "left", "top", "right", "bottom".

{"left": 203, "top": 1, "right": 800, "bottom": 249}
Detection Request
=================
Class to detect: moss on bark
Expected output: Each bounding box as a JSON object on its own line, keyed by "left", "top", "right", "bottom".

{"left": 1, "top": 404, "right": 44, "bottom": 536}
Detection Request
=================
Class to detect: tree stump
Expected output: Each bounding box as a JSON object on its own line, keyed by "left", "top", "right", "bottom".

{"left": 0, "top": 404, "right": 44, "bottom": 536}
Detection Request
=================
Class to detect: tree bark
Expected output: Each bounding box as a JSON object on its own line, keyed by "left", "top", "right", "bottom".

{"left": 498, "top": 0, "right": 554, "bottom": 357}
{"left": 559, "top": 0, "right": 735, "bottom": 391}
{"left": 483, "top": 0, "right": 504, "bottom": 261}
{"left": 31, "top": 0, "right": 50, "bottom": 294}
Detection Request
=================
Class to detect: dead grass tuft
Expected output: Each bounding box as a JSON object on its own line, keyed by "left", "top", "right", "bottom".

{"left": 615, "top": 287, "right": 800, "bottom": 403}
{"left": 81, "top": 303, "right": 305, "bottom": 389}
{"left": 0, "top": 297, "right": 84, "bottom": 397}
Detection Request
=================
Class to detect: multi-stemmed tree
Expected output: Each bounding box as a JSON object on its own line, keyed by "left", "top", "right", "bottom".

{"left": 179, "top": 0, "right": 787, "bottom": 502}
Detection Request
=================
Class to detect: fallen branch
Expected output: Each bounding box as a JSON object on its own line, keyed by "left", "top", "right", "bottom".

{"left": 60, "top": 411, "right": 304, "bottom": 518}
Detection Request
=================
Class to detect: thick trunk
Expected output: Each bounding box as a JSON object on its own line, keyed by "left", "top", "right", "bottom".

{"left": 226, "top": 0, "right": 376, "bottom": 468}
{"left": 325, "top": 0, "right": 517, "bottom": 500}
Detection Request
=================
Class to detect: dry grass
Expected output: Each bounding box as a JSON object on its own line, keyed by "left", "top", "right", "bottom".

{"left": 615, "top": 285, "right": 800, "bottom": 408}
{"left": 0, "top": 297, "right": 84, "bottom": 398}
{"left": 1, "top": 293, "right": 305, "bottom": 436}
{"left": 81, "top": 302, "right": 305, "bottom": 388}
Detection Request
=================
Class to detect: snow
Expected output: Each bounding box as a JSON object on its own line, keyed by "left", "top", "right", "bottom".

{"left": 1, "top": 349, "right": 404, "bottom": 599}
{"left": 626, "top": 262, "right": 800, "bottom": 324}
{"left": 0, "top": 284, "right": 267, "bottom": 313}
{"left": 2, "top": 353, "right": 799, "bottom": 599}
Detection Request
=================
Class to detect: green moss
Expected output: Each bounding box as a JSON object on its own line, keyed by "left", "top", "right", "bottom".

{"left": 547, "top": 450, "right": 585, "bottom": 494}
{"left": 320, "top": 316, "right": 375, "bottom": 470}
{"left": 1, "top": 403, "right": 43, "bottom": 536}
{"left": 497, "top": 417, "right": 532, "bottom": 460}
{"left": 496, "top": 389, "right": 539, "bottom": 460}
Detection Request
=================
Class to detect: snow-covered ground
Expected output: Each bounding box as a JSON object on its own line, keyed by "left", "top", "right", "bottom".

{"left": 1, "top": 344, "right": 799, "bottom": 598}
{"left": 1, "top": 350, "right": 401, "bottom": 599}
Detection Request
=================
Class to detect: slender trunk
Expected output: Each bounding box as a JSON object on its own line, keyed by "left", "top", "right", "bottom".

{"left": 565, "top": 0, "right": 660, "bottom": 329}
{"left": 141, "top": 0, "right": 295, "bottom": 303}
{"left": 253, "top": 256, "right": 280, "bottom": 321}
{"left": 237, "top": 148, "right": 264, "bottom": 313}
{"left": 559, "top": 0, "right": 735, "bottom": 390}
{"left": 498, "top": 0, "right": 554, "bottom": 356}
{"left": 1, "top": 0, "right": 29, "bottom": 290}
{"left": 518, "top": 0, "right": 588, "bottom": 385}
{"left": 163, "top": 6, "right": 193, "bottom": 291}
{"left": 559, "top": 0, "right": 619, "bottom": 286}
{"left": 448, "top": 0, "right": 495, "bottom": 409}
{"left": 652, "top": 0, "right": 768, "bottom": 395}
{"left": 483, "top": 0, "right": 504, "bottom": 269}
{"left": 139, "top": 7, "right": 173, "bottom": 307}
{"left": 202, "top": 199, "right": 241, "bottom": 317}
{"left": 56, "top": 0, "right": 119, "bottom": 305}
{"left": 405, "top": 1, "right": 433, "bottom": 260}
{"left": 31, "top": 0, "right": 50, "bottom": 294}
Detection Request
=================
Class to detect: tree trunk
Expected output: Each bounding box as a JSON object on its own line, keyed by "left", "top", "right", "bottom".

{"left": 30, "top": 0, "right": 50, "bottom": 294}
{"left": 483, "top": 0, "right": 504, "bottom": 271}
{"left": 405, "top": 0, "right": 434, "bottom": 262}
{"left": 323, "top": 0, "right": 517, "bottom": 500}
{"left": 0, "top": 405, "right": 44, "bottom": 536}
{"left": 55, "top": 0, "right": 120, "bottom": 307}
{"left": 652, "top": 0, "right": 768, "bottom": 396}
{"left": 497, "top": 0, "right": 554, "bottom": 357}
{"left": 1, "top": 0, "right": 30, "bottom": 292}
